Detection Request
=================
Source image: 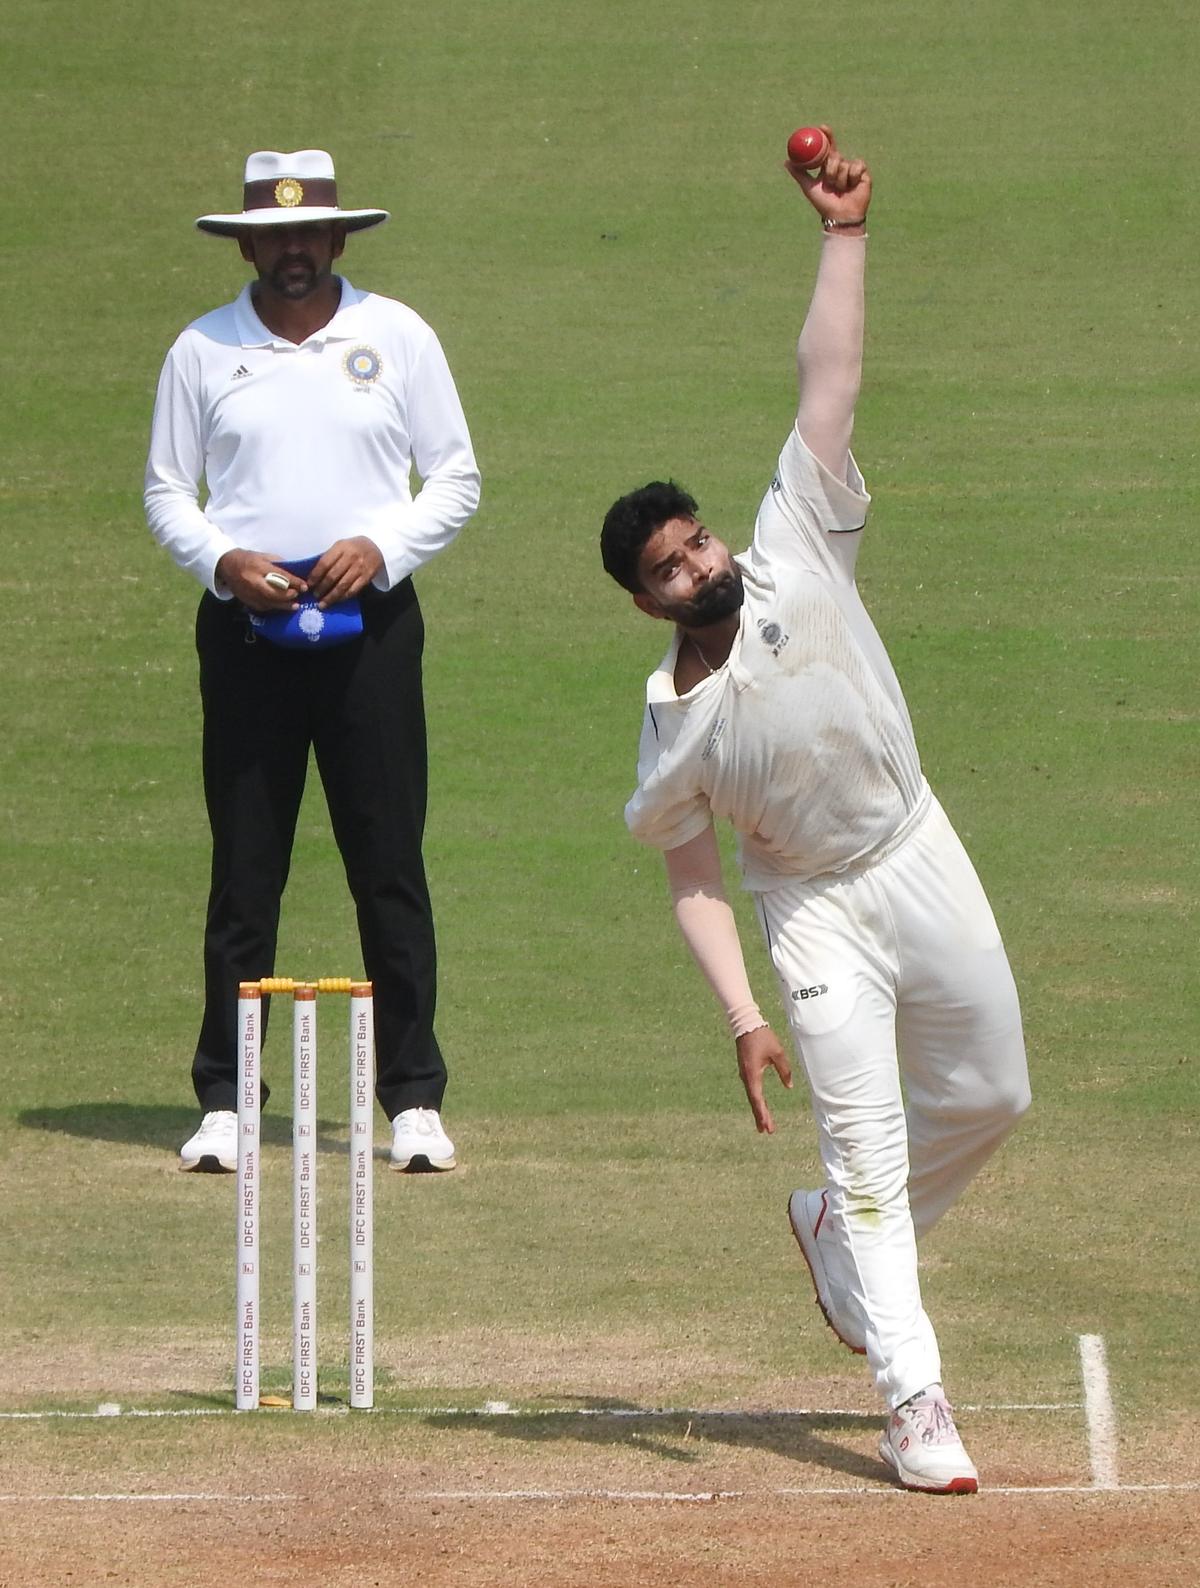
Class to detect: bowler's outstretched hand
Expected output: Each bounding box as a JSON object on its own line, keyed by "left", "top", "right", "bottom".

{"left": 785, "top": 125, "right": 871, "bottom": 227}
{"left": 736, "top": 1025, "right": 793, "bottom": 1134}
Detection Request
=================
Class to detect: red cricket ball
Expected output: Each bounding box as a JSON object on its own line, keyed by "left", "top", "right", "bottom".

{"left": 787, "top": 126, "right": 829, "bottom": 168}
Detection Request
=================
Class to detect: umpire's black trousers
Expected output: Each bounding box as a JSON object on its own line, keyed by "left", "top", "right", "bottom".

{"left": 191, "top": 578, "right": 445, "bottom": 1119}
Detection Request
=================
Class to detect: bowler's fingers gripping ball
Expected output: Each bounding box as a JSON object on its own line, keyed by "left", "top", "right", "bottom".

{"left": 786, "top": 125, "right": 831, "bottom": 171}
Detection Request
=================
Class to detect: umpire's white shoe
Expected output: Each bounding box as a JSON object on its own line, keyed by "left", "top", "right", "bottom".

{"left": 390, "top": 1108, "right": 456, "bottom": 1172}
{"left": 879, "top": 1384, "right": 979, "bottom": 1494}
{"left": 788, "top": 1189, "right": 868, "bottom": 1355}
{"left": 179, "top": 1110, "right": 237, "bottom": 1173}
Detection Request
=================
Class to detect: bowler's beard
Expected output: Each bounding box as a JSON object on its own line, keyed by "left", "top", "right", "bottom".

{"left": 265, "top": 254, "right": 330, "bottom": 299}
{"left": 672, "top": 566, "right": 745, "bottom": 628}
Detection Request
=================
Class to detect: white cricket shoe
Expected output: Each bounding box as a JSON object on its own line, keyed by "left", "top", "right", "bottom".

{"left": 390, "top": 1108, "right": 456, "bottom": 1172}
{"left": 879, "top": 1384, "right": 980, "bottom": 1494}
{"left": 179, "top": 1110, "right": 237, "bottom": 1173}
{"left": 788, "top": 1188, "right": 868, "bottom": 1354}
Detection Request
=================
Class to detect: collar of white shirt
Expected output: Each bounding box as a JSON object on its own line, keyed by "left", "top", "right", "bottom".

{"left": 232, "top": 275, "right": 369, "bottom": 350}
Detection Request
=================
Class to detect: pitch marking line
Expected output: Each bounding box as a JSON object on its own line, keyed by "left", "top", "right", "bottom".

{"left": 1079, "top": 1333, "right": 1119, "bottom": 1489}
{"left": 0, "top": 1493, "right": 295, "bottom": 1504}
{"left": 0, "top": 1333, "right": 1131, "bottom": 1503}
{"left": 3, "top": 1483, "right": 1199, "bottom": 1506}
{"left": 0, "top": 1336, "right": 1105, "bottom": 1427}
{"left": 0, "top": 1401, "right": 1081, "bottom": 1423}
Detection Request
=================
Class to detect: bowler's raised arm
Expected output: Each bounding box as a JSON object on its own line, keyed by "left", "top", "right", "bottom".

{"left": 786, "top": 129, "right": 872, "bottom": 481}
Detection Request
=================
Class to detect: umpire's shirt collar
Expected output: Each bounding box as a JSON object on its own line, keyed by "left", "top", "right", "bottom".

{"left": 232, "top": 276, "right": 370, "bottom": 349}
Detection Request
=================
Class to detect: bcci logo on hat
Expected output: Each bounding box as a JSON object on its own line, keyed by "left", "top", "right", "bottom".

{"left": 343, "top": 345, "right": 382, "bottom": 385}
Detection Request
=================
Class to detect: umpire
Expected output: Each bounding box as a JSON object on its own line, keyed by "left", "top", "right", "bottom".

{"left": 145, "top": 149, "right": 479, "bottom": 1174}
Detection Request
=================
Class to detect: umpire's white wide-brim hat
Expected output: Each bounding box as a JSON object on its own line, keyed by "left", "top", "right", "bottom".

{"left": 195, "top": 149, "right": 389, "bottom": 236}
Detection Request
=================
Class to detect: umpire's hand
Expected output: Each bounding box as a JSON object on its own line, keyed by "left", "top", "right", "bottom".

{"left": 214, "top": 548, "right": 305, "bottom": 612}
{"left": 307, "top": 536, "right": 385, "bottom": 607}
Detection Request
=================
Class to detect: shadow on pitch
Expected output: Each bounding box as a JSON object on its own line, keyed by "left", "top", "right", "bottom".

{"left": 423, "top": 1397, "right": 883, "bottom": 1482}
{"left": 15, "top": 1102, "right": 349, "bottom": 1156}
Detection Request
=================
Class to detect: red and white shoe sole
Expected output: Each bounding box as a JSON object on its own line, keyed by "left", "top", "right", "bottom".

{"left": 879, "top": 1440, "right": 979, "bottom": 1494}
{"left": 787, "top": 1192, "right": 867, "bottom": 1356}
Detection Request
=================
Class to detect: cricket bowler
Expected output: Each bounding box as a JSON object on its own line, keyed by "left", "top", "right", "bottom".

{"left": 600, "top": 131, "right": 1031, "bottom": 1494}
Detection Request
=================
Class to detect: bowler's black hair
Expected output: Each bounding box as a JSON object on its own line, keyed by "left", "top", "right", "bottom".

{"left": 600, "top": 481, "right": 700, "bottom": 594}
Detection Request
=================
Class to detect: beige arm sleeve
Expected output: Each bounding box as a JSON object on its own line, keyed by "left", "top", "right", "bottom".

{"left": 664, "top": 826, "right": 767, "bottom": 1039}
{"left": 795, "top": 233, "right": 867, "bottom": 481}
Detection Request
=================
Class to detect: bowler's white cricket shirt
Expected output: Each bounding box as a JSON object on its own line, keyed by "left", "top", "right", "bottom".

{"left": 144, "top": 278, "right": 479, "bottom": 594}
{"left": 625, "top": 427, "right": 929, "bottom": 889}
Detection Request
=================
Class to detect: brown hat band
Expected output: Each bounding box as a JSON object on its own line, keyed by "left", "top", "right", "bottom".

{"left": 242, "top": 176, "right": 339, "bottom": 212}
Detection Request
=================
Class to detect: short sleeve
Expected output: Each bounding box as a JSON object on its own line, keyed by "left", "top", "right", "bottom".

{"left": 623, "top": 705, "right": 713, "bottom": 852}
{"left": 747, "top": 424, "right": 870, "bottom": 583}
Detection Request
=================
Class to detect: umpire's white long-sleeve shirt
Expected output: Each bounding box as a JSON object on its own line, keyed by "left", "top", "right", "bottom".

{"left": 144, "top": 277, "right": 480, "bottom": 594}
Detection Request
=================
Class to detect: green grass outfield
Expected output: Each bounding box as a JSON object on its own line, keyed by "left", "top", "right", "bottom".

{"left": 1, "top": 0, "right": 1196, "bottom": 1472}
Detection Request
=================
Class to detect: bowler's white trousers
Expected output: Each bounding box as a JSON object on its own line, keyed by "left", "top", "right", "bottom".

{"left": 755, "top": 795, "right": 1031, "bottom": 1407}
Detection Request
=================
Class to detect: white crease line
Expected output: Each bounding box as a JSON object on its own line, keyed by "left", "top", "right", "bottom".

{"left": 406, "top": 1482, "right": 1200, "bottom": 1500}
{"left": 1079, "top": 1333, "right": 1119, "bottom": 1489}
{"left": 2, "top": 1483, "right": 1197, "bottom": 1506}
{"left": 964, "top": 1403, "right": 1083, "bottom": 1413}
{"left": 0, "top": 1408, "right": 229, "bottom": 1421}
{"left": 0, "top": 1401, "right": 1083, "bottom": 1423}
{"left": 0, "top": 1493, "right": 295, "bottom": 1504}
{"left": 994, "top": 1483, "right": 1200, "bottom": 1495}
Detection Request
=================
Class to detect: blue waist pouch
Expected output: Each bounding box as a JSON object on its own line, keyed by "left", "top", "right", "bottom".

{"left": 247, "top": 555, "right": 364, "bottom": 649}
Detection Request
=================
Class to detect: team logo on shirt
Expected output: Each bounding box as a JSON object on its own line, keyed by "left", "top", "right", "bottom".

{"left": 757, "top": 618, "right": 790, "bottom": 658}
{"left": 343, "top": 345, "right": 383, "bottom": 385}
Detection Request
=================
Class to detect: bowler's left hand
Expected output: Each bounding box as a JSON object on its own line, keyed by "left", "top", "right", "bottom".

{"left": 736, "top": 1025, "right": 793, "bottom": 1135}
{"left": 307, "top": 536, "right": 385, "bottom": 606}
